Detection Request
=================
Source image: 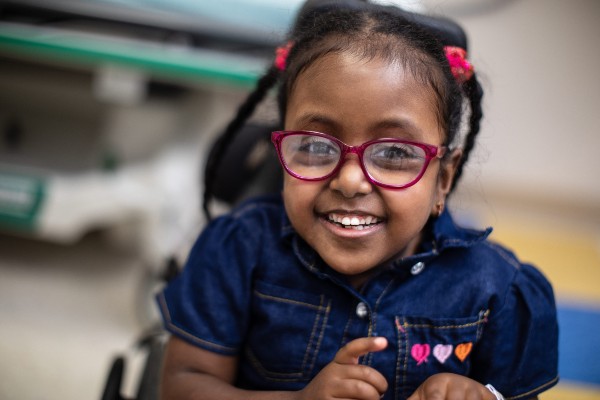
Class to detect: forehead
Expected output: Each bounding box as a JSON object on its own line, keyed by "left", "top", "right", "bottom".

{"left": 285, "top": 52, "right": 443, "bottom": 144}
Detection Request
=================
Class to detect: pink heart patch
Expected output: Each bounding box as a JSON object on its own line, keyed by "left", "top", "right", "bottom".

{"left": 433, "top": 344, "right": 453, "bottom": 364}
{"left": 411, "top": 344, "right": 430, "bottom": 365}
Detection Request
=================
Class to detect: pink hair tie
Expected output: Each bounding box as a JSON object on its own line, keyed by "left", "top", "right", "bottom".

{"left": 444, "top": 46, "right": 474, "bottom": 84}
{"left": 274, "top": 41, "right": 294, "bottom": 71}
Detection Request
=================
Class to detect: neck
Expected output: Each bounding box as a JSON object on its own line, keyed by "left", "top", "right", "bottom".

{"left": 347, "top": 231, "right": 423, "bottom": 289}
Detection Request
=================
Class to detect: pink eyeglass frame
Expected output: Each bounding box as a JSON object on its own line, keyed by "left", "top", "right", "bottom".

{"left": 271, "top": 130, "right": 447, "bottom": 190}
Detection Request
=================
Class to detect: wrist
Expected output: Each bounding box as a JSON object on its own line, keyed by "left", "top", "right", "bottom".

{"left": 485, "top": 384, "right": 505, "bottom": 400}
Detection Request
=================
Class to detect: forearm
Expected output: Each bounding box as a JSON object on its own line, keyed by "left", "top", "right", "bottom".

{"left": 161, "top": 370, "right": 299, "bottom": 400}
{"left": 161, "top": 337, "right": 299, "bottom": 400}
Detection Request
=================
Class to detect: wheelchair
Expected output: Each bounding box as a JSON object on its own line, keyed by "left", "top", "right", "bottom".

{"left": 100, "top": 120, "right": 282, "bottom": 400}
{"left": 99, "top": 1, "right": 470, "bottom": 398}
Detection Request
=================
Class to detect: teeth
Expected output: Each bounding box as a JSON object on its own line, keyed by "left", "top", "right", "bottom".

{"left": 327, "top": 213, "right": 380, "bottom": 229}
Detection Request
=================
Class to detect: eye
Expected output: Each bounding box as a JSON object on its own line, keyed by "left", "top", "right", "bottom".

{"left": 372, "top": 143, "right": 420, "bottom": 160}
{"left": 297, "top": 137, "right": 338, "bottom": 156}
{"left": 282, "top": 134, "right": 341, "bottom": 169}
{"left": 378, "top": 145, "right": 411, "bottom": 159}
{"left": 366, "top": 142, "right": 425, "bottom": 171}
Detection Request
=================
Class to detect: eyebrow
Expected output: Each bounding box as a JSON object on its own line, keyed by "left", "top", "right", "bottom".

{"left": 294, "top": 113, "right": 340, "bottom": 130}
{"left": 369, "top": 119, "right": 424, "bottom": 140}
{"left": 293, "top": 113, "right": 423, "bottom": 140}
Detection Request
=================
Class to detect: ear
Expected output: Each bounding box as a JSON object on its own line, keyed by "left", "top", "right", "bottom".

{"left": 432, "top": 149, "right": 463, "bottom": 216}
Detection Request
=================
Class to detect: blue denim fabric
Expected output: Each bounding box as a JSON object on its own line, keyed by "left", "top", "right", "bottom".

{"left": 157, "top": 194, "right": 559, "bottom": 399}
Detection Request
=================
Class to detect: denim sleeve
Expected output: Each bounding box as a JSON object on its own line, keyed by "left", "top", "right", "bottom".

{"left": 157, "top": 214, "right": 259, "bottom": 356}
{"left": 471, "top": 263, "right": 559, "bottom": 399}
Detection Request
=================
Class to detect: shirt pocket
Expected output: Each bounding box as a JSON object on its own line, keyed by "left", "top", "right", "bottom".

{"left": 245, "top": 280, "right": 332, "bottom": 382}
{"left": 394, "top": 310, "right": 489, "bottom": 399}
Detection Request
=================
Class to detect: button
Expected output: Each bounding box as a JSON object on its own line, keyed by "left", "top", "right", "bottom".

{"left": 410, "top": 262, "right": 425, "bottom": 275}
{"left": 356, "top": 302, "right": 368, "bottom": 318}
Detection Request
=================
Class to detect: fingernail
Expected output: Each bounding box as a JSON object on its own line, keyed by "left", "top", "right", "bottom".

{"left": 374, "top": 337, "right": 387, "bottom": 346}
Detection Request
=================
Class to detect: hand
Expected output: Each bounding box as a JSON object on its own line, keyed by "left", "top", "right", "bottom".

{"left": 297, "top": 337, "right": 389, "bottom": 400}
{"left": 408, "top": 373, "right": 496, "bottom": 400}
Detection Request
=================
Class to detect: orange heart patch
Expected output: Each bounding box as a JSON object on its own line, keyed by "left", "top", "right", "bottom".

{"left": 454, "top": 342, "right": 473, "bottom": 362}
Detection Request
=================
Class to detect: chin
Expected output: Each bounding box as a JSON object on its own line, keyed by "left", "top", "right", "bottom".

{"left": 323, "top": 256, "right": 377, "bottom": 276}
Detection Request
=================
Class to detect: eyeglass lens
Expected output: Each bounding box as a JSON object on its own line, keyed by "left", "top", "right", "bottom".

{"left": 279, "top": 133, "right": 428, "bottom": 187}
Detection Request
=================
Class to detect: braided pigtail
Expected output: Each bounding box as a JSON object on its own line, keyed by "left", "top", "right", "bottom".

{"left": 203, "top": 65, "right": 281, "bottom": 220}
{"left": 451, "top": 75, "right": 484, "bottom": 192}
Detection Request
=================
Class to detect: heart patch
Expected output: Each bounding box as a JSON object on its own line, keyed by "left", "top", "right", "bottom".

{"left": 454, "top": 342, "right": 473, "bottom": 362}
{"left": 433, "top": 344, "right": 453, "bottom": 364}
{"left": 411, "top": 344, "right": 431, "bottom": 365}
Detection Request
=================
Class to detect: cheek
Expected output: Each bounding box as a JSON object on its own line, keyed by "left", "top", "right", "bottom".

{"left": 282, "top": 175, "right": 301, "bottom": 203}
{"left": 282, "top": 177, "right": 316, "bottom": 220}
{"left": 418, "top": 164, "right": 443, "bottom": 201}
{"left": 382, "top": 180, "right": 437, "bottom": 221}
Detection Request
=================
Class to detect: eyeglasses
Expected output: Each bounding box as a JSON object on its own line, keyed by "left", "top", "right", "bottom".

{"left": 271, "top": 130, "right": 446, "bottom": 189}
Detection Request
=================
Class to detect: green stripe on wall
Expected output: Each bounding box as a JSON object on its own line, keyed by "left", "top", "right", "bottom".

{"left": 0, "top": 24, "right": 264, "bottom": 87}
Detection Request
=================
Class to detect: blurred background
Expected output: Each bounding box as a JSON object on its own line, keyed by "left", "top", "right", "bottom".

{"left": 0, "top": 0, "right": 598, "bottom": 399}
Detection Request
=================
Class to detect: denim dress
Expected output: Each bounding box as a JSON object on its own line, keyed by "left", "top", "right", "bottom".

{"left": 157, "top": 195, "right": 559, "bottom": 399}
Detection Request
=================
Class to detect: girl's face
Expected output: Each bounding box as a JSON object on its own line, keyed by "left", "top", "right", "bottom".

{"left": 283, "top": 52, "right": 457, "bottom": 285}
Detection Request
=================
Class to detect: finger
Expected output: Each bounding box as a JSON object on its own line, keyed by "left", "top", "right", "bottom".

{"left": 335, "top": 337, "right": 388, "bottom": 365}
{"left": 339, "top": 364, "right": 389, "bottom": 395}
{"left": 407, "top": 385, "right": 427, "bottom": 400}
{"left": 406, "top": 388, "right": 421, "bottom": 400}
{"left": 408, "top": 384, "right": 445, "bottom": 400}
{"left": 331, "top": 377, "right": 386, "bottom": 400}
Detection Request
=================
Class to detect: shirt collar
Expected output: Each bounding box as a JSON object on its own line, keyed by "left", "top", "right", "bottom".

{"left": 431, "top": 208, "right": 492, "bottom": 251}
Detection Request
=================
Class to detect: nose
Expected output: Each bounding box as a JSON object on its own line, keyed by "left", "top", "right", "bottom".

{"left": 329, "top": 155, "right": 373, "bottom": 198}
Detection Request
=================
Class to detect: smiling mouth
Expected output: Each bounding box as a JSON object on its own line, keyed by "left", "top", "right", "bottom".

{"left": 327, "top": 213, "right": 382, "bottom": 230}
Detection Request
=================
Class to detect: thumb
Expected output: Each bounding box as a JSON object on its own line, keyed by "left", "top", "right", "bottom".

{"left": 334, "top": 337, "right": 388, "bottom": 365}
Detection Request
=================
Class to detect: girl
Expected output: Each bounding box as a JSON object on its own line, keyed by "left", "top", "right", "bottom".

{"left": 157, "top": 1, "right": 559, "bottom": 399}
